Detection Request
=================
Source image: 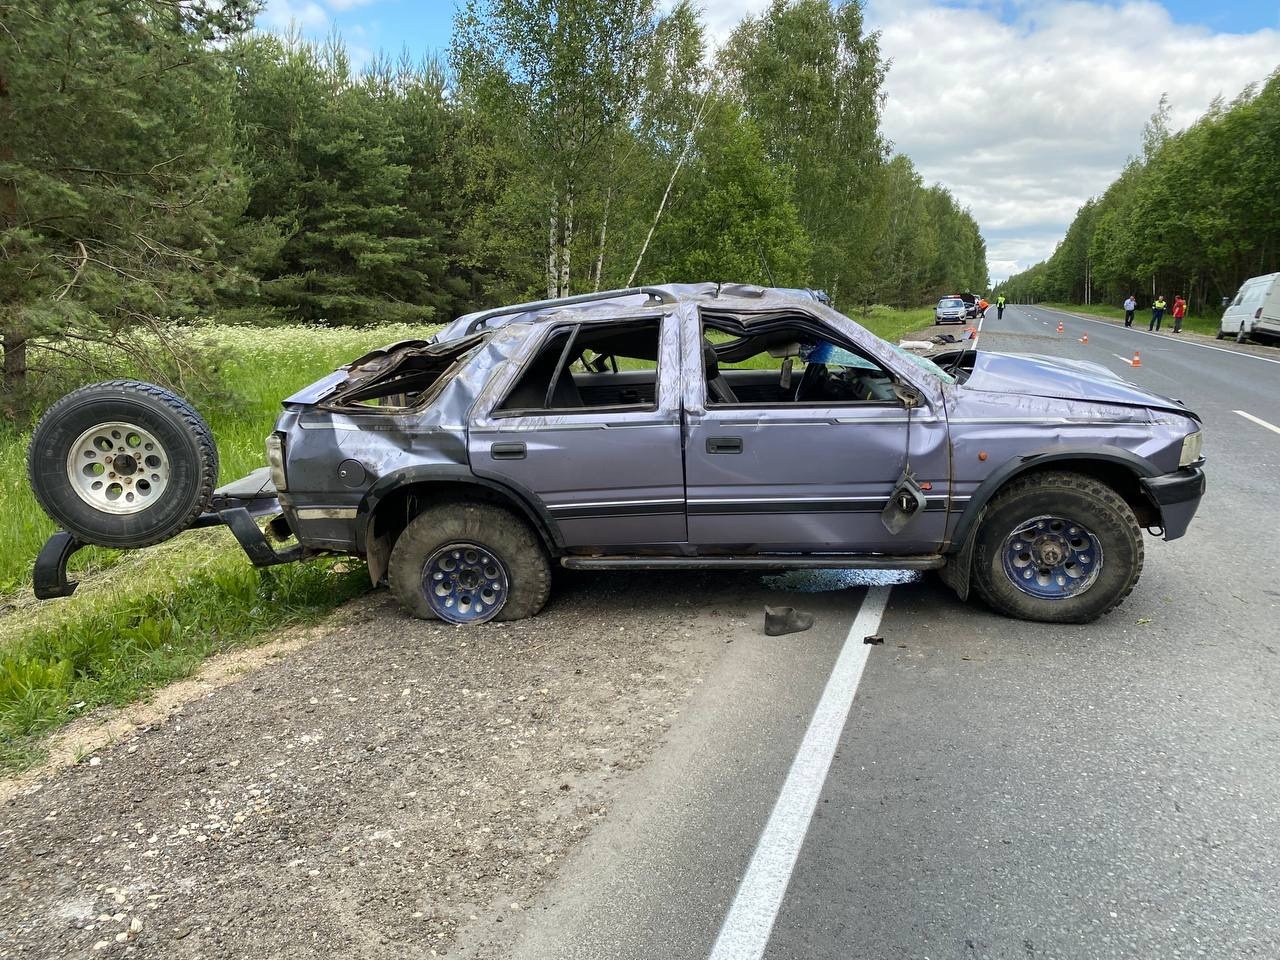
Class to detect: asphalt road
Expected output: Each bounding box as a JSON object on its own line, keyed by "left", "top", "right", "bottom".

{"left": 485, "top": 305, "right": 1280, "bottom": 960}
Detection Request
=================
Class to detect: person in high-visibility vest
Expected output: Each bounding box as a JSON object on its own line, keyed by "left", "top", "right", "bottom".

{"left": 977, "top": 297, "right": 989, "bottom": 318}
{"left": 996, "top": 294, "right": 1006, "bottom": 319}
{"left": 1149, "top": 295, "right": 1168, "bottom": 331}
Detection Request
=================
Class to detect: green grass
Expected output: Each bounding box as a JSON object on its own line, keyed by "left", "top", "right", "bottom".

{"left": 1041, "top": 302, "right": 1220, "bottom": 336}
{"left": 0, "top": 559, "right": 369, "bottom": 772}
{"left": 852, "top": 305, "right": 940, "bottom": 342}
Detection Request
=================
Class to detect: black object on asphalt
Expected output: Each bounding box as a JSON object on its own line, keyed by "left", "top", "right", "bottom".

{"left": 764, "top": 605, "right": 816, "bottom": 636}
{"left": 863, "top": 635, "right": 885, "bottom": 645}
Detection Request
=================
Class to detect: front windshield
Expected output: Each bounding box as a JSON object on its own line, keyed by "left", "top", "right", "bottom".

{"left": 889, "top": 344, "right": 957, "bottom": 385}
{"left": 805, "top": 340, "right": 956, "bottom": 386}
{"left": 939, "top": 298, "right": 963, "bottom": 308}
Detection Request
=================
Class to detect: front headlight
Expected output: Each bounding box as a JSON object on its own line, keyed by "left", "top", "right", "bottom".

{"left": 266, "top": 432, "right": 288, "bottom": 491}
{"left": 1179, "top": 430, "right": 1203, "bottom": 467}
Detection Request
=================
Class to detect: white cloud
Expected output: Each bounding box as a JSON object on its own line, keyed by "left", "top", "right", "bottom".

{"left": 867, "top": 0, "right": 1280, "bottom": 282}
{"left": 260, "top": 0, "right": 329, "bottom": 31}
{"left": 325, "top": 0, "right": 380, "bottom": 10}
{"left": 679, "top": 0, "right": 771, "bottom": 50}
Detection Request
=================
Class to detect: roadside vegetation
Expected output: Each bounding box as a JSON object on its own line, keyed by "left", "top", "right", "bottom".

{"left": 996, "top": 73, "right": 1280, "bottom": 317}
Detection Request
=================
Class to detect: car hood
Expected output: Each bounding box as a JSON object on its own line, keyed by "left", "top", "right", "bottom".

{"left": 959, "top": 351, "right": 1193, "bottom": 416}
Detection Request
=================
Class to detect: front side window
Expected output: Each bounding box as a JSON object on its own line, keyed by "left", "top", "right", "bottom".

{"left": 497, "top": 318, "right": 662, "bottom": 414}
{"left": 700, "top": 317, "right": 903, "bottom": 405}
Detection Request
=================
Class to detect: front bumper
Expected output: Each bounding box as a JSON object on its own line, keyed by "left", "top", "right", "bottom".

{"left": 1140, "top": 463, "right": 1206, "bottom": 540}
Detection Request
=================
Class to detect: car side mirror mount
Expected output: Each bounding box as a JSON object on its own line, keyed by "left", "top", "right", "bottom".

{"left": 892, "top": 382, "right": 923, "bottom": 408}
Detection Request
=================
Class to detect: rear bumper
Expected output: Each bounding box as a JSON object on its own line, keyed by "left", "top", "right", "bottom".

{"left": 1140, "top": 464, "right": 1206, "bottom": 540}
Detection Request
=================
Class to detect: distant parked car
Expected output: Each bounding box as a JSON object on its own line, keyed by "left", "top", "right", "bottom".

{"left": 1219, "top": 272, "right": 1280, "bottom": 343}
{"left": 28, "top": 282, "right": 1206, "bottom": 625}
{"left": 935, "top": 297, "right": 968, "bottom": 324}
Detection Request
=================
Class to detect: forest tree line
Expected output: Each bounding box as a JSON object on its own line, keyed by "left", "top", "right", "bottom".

{"left": 0, "top": 0, "right": 989, "bottom": 398}
{"left": 995, "top": 71, "right": 1280, "bottom": 312}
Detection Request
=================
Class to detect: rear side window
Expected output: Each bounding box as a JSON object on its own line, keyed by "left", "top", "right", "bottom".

{"left": 497, "top": 318, "right": 662, "bottom": 414}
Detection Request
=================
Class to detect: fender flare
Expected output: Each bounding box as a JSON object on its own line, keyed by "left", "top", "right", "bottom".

{"left": 355, "top": 465, "right": 564, "bottom": 555}
{"left": 941, "top": 446, "right": 1161, "bottom": 600}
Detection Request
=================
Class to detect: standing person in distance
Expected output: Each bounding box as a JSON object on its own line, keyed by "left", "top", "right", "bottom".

{"left": 996, "top": 294, "right": 1006, "bottom": 319}
{"left": 1149, "top": 294, "right": 1167, "bottom": 331}
{"left": 1123, "top": 294, "right": 1136, "bottom": 327}
{"left": 1171, "top": 294, "right": 1187, "bottom": 333}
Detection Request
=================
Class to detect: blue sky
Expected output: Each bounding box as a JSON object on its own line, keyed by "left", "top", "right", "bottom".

{"left": 267, "top": 1, "right": 1280, "bottom": 56}
{"left": 262, "top": 0, "right": 1280, "bottom": 282}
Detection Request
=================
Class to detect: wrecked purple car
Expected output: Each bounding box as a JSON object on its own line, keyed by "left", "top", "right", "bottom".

{"left": 29, "top": 283, "right": 1205, "bottom": 624}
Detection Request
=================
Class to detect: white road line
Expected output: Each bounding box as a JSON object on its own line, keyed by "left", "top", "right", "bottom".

{"left": 1234, "top": 410, "right": 1280, "bottom": 436}
{"left": 1031, "top": 306, "right": 1280, "bottom": 367}
{"left": 707, "top": 586, "right": 891, "bottom": 960}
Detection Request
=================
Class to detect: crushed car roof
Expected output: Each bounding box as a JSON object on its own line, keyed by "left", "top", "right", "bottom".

{"left": 433, "top": 283, "right": 834, "bottom": 342}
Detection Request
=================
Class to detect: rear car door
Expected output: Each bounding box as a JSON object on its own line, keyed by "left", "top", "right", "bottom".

{"left": 468, "top": 311, "right": 687, "bottom": 549}
{"left": 680, "top": 310, "right": 951, "bottom": 555}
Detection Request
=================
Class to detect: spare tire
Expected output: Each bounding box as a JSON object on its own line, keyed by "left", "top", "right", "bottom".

{"left": 27, "top": 380, "right": 218, "bottom": 549}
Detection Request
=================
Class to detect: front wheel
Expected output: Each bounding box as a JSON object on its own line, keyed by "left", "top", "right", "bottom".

{"left": 971, "top": 471, "right": 1143, "bottom": 623}
{"left": 388, "top": 501, "right": 551, "bottom": 624}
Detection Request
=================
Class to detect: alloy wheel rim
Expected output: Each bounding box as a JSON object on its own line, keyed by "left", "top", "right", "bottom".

{"left": 1001, "top": 515, "right": 1103, "bottom": 600}
{"left": 423, "top": 542, "right": 508, "bottom": 624}
{"left": 65, "top": 421, "right": 170, "bottom": 515}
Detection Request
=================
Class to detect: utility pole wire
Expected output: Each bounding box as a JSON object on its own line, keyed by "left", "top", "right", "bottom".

{"left": 626, "top": 82, "right": 716, "bottom": 287}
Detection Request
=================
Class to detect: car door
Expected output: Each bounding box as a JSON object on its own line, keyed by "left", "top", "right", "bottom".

{"left": 468, "top": 311, "right": 687, "bottom": 549}
{"left": 680, "top": 311, "right": 951, "bottom": 555}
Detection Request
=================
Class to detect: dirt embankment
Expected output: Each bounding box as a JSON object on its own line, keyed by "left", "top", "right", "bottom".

{"left": 0, "top": 576, "right": 722, "bottom": 959}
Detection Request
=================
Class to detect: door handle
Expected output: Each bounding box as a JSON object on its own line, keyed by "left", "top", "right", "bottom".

{"left": 706, "top": 436, "right": 743, "bottom": 455}
{"left": 490, "top": 442, "right": 526, "bottom": 460}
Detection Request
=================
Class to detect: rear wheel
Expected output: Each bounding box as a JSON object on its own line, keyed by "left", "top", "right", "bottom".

{"left": 971, "top": 471, "right": 1143, "bottom": 623}
{"left": 1215, "top": 329, "right": 1226, "bottom": 340}
{"left": 388, "top": 501, "right": 551, "bottom": 624}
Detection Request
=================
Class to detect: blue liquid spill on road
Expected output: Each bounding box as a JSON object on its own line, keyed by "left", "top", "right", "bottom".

{"left": 760, "top": 568, "right": 923, "bottom": 593}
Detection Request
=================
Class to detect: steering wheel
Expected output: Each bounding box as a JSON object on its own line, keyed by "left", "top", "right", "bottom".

{"left": 793, "top": 362, "right": 830, "bottom": 402}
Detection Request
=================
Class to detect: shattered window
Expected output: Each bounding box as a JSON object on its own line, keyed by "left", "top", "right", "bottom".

{"left": 497, "top": 318, "right": 663, "bottom": 413}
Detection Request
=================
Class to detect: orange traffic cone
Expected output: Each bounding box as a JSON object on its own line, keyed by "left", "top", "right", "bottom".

{"left": 1056, "top": 321, "right": 1064, "bottom": 334}
{"left": 1079, "top": 333, "right": 1088, "bottom": 344}
{"left": 1131, "top": 351, "right": 1141, "bottom": 367}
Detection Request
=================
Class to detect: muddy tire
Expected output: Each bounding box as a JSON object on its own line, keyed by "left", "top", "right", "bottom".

{"left": 971, "top": 471, "right": 1143, "bottom": 624}
{"left": 27, "top": 380, "right": 218, "bottom": 549}
{"left": 388, "top": 501, "right": 551, "bottom": 624}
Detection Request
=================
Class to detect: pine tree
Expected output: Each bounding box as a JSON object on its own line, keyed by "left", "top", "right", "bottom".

{"left": 0, "top": 0, "right": 260, "bottom": 397}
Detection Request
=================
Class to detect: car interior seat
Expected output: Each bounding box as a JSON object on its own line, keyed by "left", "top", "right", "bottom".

{"left": 703, "top": 340, "right": 738, "bottom": 404}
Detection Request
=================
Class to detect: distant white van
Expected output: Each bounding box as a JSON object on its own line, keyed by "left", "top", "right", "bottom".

{"left": 1219, "top": 272, "right": 1280, "bottom": 342}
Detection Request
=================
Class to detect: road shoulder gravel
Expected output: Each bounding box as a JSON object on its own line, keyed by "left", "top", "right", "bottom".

{"left": 0, "top": 581, "right": 721, "bottom": 959}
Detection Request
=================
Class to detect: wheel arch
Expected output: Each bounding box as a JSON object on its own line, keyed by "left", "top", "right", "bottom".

{"left": 940, "top": 448, "right": 1161, "bottom": 601}
{"left": 357, "top": 467, "right": 562, "bottom": 585}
